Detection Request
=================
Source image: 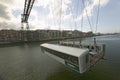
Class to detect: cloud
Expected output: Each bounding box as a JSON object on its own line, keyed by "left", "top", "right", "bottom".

{"left": 94, "top": 0, "right": 109, "bottom": 6}
{"left": 47, "top": 0, "right": 72, "bottom": 19}
{"left": 0, "top": 0, "right": 67, "bottom": 30}
{"left": 76, "top": 0, "right": 109, "bottom": 22}
{"left": 0, "top": 21, "right": 20, "bottom": 30}
{"left": 30, "top": 0, "right": 72, "bottom": 30}
{"left": 1, "top": 0, "right": 106, "bottom": 31}
{"left": 0, "top": 3, "right": 10, "bottom": 20}
{"left": 0, "top": 0, "right": 14, "bottom": 5}
{"left": 0, "top": 0, "right": 24, "bottom": 30}
{"left": 0, "top": 0, "right": 109, "bottom": 31}
{"left": 0, "top": 0, "right": 73, "bottom": 30}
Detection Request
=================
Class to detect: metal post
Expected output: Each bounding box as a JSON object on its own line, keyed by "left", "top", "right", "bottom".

{"left": 94, "top": 38, "right": 96, "bottom": 45}
{"left": 94, "top": 38, "right": 97, "bottom": 51}
{"left": 79, "top": 38, "right": 82, "bottom": 48}
{"left": 26, "top": 22, "right": 29, "bottom": 30}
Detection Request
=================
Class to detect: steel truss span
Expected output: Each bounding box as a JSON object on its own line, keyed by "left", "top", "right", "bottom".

{"left": 21, "top": 0, "right": 35, "bottom": 30}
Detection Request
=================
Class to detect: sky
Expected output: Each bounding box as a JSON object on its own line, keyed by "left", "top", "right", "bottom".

{"left": 0, "top": 0, "right": 120, "bottom": 33}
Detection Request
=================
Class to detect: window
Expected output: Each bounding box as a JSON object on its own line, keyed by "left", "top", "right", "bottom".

{"left": 43, "top": 47, "right": 79, "bottom": 65}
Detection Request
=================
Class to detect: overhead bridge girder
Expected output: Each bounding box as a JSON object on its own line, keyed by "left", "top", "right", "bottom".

{"left": 21, "top": 0, "right": 35, "bottom": 30}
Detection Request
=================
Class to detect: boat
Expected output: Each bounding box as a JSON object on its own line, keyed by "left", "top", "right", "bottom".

{"left": 41, "top": 43, "right": 105, "bottom": 73}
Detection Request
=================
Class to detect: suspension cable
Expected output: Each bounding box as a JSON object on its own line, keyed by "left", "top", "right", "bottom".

{"left": 75, "top": 0, "right": 80, "bottom": 30}
{"left": 51, "top": 0, "right": 56, "bottom": 29}
{"left": 81, "top": 0, "right": 84, "bottom": 32}
{"left": 95, "top": 0, "right": 101, "bottom": 33}
{"left": 69, "top": 0, "right": 79, "bottom": 31}
{"left": 81, "top": 14, "right": 83, "bottom": 32}
{"left": 69, "top": 4, "right": 75, "bottom": 45}
{"left": 82, "top": 0, "right": 93, "bottom": 32}
{"left": 59, "top": 0, "right": 62, "bottom": 38}
{"left": 69, "top": 4, "right": 74, "bottom": 30}
{"left": 53, "top": 0, "right": 56, "bottom": 28}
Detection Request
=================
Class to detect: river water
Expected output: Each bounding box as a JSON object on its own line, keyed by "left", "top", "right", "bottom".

{"left": 0, "top": 35, "right": 120, "bottom": 80}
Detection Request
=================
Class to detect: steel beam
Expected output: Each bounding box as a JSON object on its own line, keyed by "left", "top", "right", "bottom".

{"left": 21, "top": 0, "right": 35, "bottom": 29}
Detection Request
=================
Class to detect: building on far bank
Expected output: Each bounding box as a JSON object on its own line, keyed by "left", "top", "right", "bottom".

{"left": 0, "top": 29, "right": 93, "bottom": 42}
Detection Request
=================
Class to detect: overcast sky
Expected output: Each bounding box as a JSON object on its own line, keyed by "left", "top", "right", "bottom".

{"left": 0, "top": 0, "right": 120, "bottom": 33}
